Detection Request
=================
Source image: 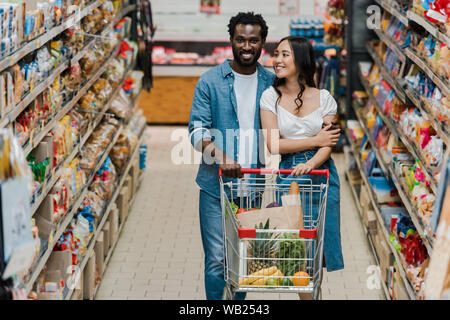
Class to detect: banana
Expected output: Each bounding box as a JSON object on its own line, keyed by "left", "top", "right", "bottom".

{"left": 239, "top": 266, "right": 278, "bottom": 286}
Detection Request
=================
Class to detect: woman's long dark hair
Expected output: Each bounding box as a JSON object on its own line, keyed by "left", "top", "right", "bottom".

{"left": 273, "top": 36, "right": 317, "bottom": 113}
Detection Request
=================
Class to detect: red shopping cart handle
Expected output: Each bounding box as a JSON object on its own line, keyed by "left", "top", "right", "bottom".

{"left": 238, "top": 228, "right": 317, "bottom": 239}
{"left": 219, "top": 168, "right": 329, "bottom": 179}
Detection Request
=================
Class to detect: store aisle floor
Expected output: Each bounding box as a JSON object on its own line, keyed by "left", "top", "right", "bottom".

{"left": 95, "top": 126, "right": 385, "bottom": 300}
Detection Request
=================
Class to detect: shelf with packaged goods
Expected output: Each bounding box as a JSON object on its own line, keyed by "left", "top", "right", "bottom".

{"left": 343, "top": 167, "right": 391, "bottom": 300}
{"left": 360, "top": 55, "right": 441, "bottom": 192}
{"left": 373, "top": 29, "right": 407, "bottom": 64}
{"left": 344, "top": 128, "right": 417, "bottom": 300}
{"left": 66, "top": 121, "right": 146, "bottom": 300}
{"left": 405, "top": 48, "right": 450, "bottom": 98}
{"left": 0, "top": 1, "right": 134, "bottom": 131}
{"left": 374, "top": 0, "right": 409, "bottom": 26}
{"left": 354, "top": 72, "right": 435, "bottom": 251}
{"left": 403, "top": 85, "right": 450, "bottom": 148}
{"left": 0, "top": 1, "right": 101, "bottom": 74}
{"left": 365, "top": 42, "right": 408, "bottom": 103}
{"left": 28, "top": 43, "right": 124, "bottom": 216}
{"left": 353, "top": 99, "right": 434, "bottom": 255}
{"left": 24, "top": 123, "right": 123, "bottom": 294}
{"left": 407, "top": 11, "right": 450, "bottom": 48}
{"left": 93, "top": 166, "right": 143, "bottom": 300}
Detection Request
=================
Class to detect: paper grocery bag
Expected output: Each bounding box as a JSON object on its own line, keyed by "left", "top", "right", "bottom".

{"left": 281, "top": 194, "right": 304, "bottom": 230}
{"left": 236, "top": 202, "right": 303, "bottom": 230}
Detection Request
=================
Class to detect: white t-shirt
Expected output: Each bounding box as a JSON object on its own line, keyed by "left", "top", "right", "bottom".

{"left": 260, "top": 86, "right": 337, "bottom": 140}
{"left": 232, "top": 70, "right": 258, "bottom": 168}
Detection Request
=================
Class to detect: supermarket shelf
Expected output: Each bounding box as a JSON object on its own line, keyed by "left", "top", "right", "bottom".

{"left": 63, "top": 124, "right": 123, "bottom": 300}
{"left": 25, "top": 123, "right": 123, "bottom": 294}
{"left": 405, "top": 48, "right": 450, "bottom": 97}
{"left": 344, "top": 169, "right": 390, "bottom": 300}
{"left": 358, "top": 65, "right": 438, "bottom": 193}
{"left": 0, "top": 1, "right": 101, "bottom": 74}
{"left": 351, "top": 94, "right": 434, "bottom": 254}
{"left": 30, "top": 49, "right": 131, "bottom": 216}
{"left": 373, "top": 29, "right": 406, "bottom": 63}
{"left": 404, "top": 86, "right": 450, "bottom": 147}
{"left": 375, "top": 0, "right": 409, "bottom": 26}
{"left": 24, "top": 186, "right": 88, "bottom": 293}
{"left": 366, "top": 42, "right": 407, "bottom": 103}
{"left": 5, "top": 61, "right": 68, "bottom": 127}
{"left": 344, "top": 129, "right": 417, "bottom": 300}
{"left": 67, "top": 127, "right": 145, "bottom": 300}
{"left": 93, "top": 136, "right": 144, "bottom": 300}
{"left": 407, "top": 11, "right": 450, "bottom": 48}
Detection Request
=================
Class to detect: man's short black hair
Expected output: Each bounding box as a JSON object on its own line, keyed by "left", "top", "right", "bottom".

{"left": 228, "top": 12, "right": 268, "bottom": 40}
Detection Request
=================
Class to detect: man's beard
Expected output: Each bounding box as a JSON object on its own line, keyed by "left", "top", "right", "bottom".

{"left": 232, "top": 47, "right": 262, "bottom": 67}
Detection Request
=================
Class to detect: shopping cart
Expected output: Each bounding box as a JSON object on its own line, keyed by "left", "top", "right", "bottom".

{"left": 219, "top": 168, "right": 329, "bottom": 300}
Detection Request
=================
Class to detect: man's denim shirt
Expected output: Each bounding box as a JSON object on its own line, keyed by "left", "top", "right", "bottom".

{"left": 188, "top": 60, "right": 275, "bottom": 199}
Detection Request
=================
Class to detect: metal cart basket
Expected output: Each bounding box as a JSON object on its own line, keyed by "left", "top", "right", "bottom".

{"left": 220, "top": 168, "right": 329, "bottom": 300}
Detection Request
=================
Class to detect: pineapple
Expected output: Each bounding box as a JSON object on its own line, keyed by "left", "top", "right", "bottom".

{"left": 247, "top": 219, "right": 279, "bottom": 275}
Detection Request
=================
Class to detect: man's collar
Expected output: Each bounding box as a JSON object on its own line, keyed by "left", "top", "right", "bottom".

{"left": 221, "top": 60, "right": 267, "bottom": 79}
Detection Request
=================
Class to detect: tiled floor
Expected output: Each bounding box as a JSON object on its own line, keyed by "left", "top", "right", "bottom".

{"left": 95, "top": 126, "right": 385, "bottom": 300}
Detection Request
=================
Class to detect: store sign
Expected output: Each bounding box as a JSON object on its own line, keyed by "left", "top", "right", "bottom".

{"left": 1, "top": 177, "right": 33, "bottom": 265}
{"left": 200, "top": 0, "right": 220, "bottom": 14}
{"left": 279, "top": 0, "right": 299, "bottom": 16}
{"left": 314, "top": 0, "right": 328, "bottom": 16}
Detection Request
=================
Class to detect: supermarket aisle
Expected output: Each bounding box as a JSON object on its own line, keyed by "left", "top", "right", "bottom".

{"left": 95, "top": 126, "right": 385, "bottom": 300}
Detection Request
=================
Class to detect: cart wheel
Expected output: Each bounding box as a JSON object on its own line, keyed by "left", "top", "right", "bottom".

{"left": 222, "top": 285, "right": 235, "bottom": 300}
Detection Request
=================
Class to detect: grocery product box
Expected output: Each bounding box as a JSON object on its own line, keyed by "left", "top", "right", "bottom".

{"left": 35, "top": 193, "right": 55, "bottom": 224}
{"left": 373, "top": 233, "right": 393, "bottom": 284}
{"left": 0, "top": 73, "right": 7, "bottom": 117}
{"left": 108, "top": 204, "right": 119, "bottom": 246}
{"left": 363, "top": 209, "right": 377, "bottom": 235}
{"left": 35, "top": 213, "right": 55, "bottom": 243}
{"left": 102, "top": 221, "right": 110, "bottom": 257}
{"left": 47, "top": 249, "right": 72, "bottom": 286}
{"left": 37, "top": 269, "right": 63, "bottom": 300}
{"left": 379, "top": 205, "right": 408, "bottom": 232}
{"left": 368, "top": 174, "right": 401, "bottom": 204}
{"left": 94, "top": 232, "right": 104, "bottom": 276}
{"left": 116, "top": 186, "right": 129, "bottom": 224}
{"left": 359, "top": 183, "right": 373, "bottom": 216}
{"left": 123, "top": 175, "right": 132, "bottom": 204}
{"left": 70, "top": 270, "right": 83, "bottom": 300}
{"left": 30, "top": 133, "right": 54, "bottom": 178}
{"left": 83, "top": 251, "right": 96, "bottom": 300}
{"left": 393, "top": 267, "right": 409, "bottom": 300}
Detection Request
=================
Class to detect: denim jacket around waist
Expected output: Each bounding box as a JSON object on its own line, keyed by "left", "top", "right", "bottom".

{"left": 188, "top": 60, "right": 275, "bottom": 199}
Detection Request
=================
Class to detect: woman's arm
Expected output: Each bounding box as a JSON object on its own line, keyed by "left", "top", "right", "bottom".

{"left": 260, "top": 110, "right": 340, "bottom": 155}
{"left": 292, "top": 115, "right": 338, "bottom": 176}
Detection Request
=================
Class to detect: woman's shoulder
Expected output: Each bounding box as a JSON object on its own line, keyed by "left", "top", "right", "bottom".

{"left": 262, "top": 86, "right": 278, "bottom": 97}
{"left": 261, "top": 86, "right": 279, "bottom": 103}
{"left": 260, "top": 86, "right": 279, "bottom": 113}
{"left": 319, "top": 89, "right": 337, "bottom": 115}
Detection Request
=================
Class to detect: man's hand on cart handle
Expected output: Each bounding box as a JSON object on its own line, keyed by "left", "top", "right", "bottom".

{"left": 201, "top": 140, "right": 243, "bottom": 178}
{"left": 220, "top": 159, "right": 243, "bottom": 179}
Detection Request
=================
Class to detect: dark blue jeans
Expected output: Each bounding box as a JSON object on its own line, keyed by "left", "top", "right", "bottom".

{"left": 277, "top": 150, "right": 344, "bottom": 272}
{"left": 199, "top": 190, "right": 247, "bottom": 300}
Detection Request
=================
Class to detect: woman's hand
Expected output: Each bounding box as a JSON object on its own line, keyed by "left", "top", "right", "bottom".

{"left": 292, "top": 162, "right": 314, "bottom": 177}
{"left": 315, "top": 124, "right": 341, "bottom": 148}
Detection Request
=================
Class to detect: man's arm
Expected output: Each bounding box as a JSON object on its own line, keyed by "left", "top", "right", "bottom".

{"left": 188, "top": 79, "right": 242, "bottom": 178}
